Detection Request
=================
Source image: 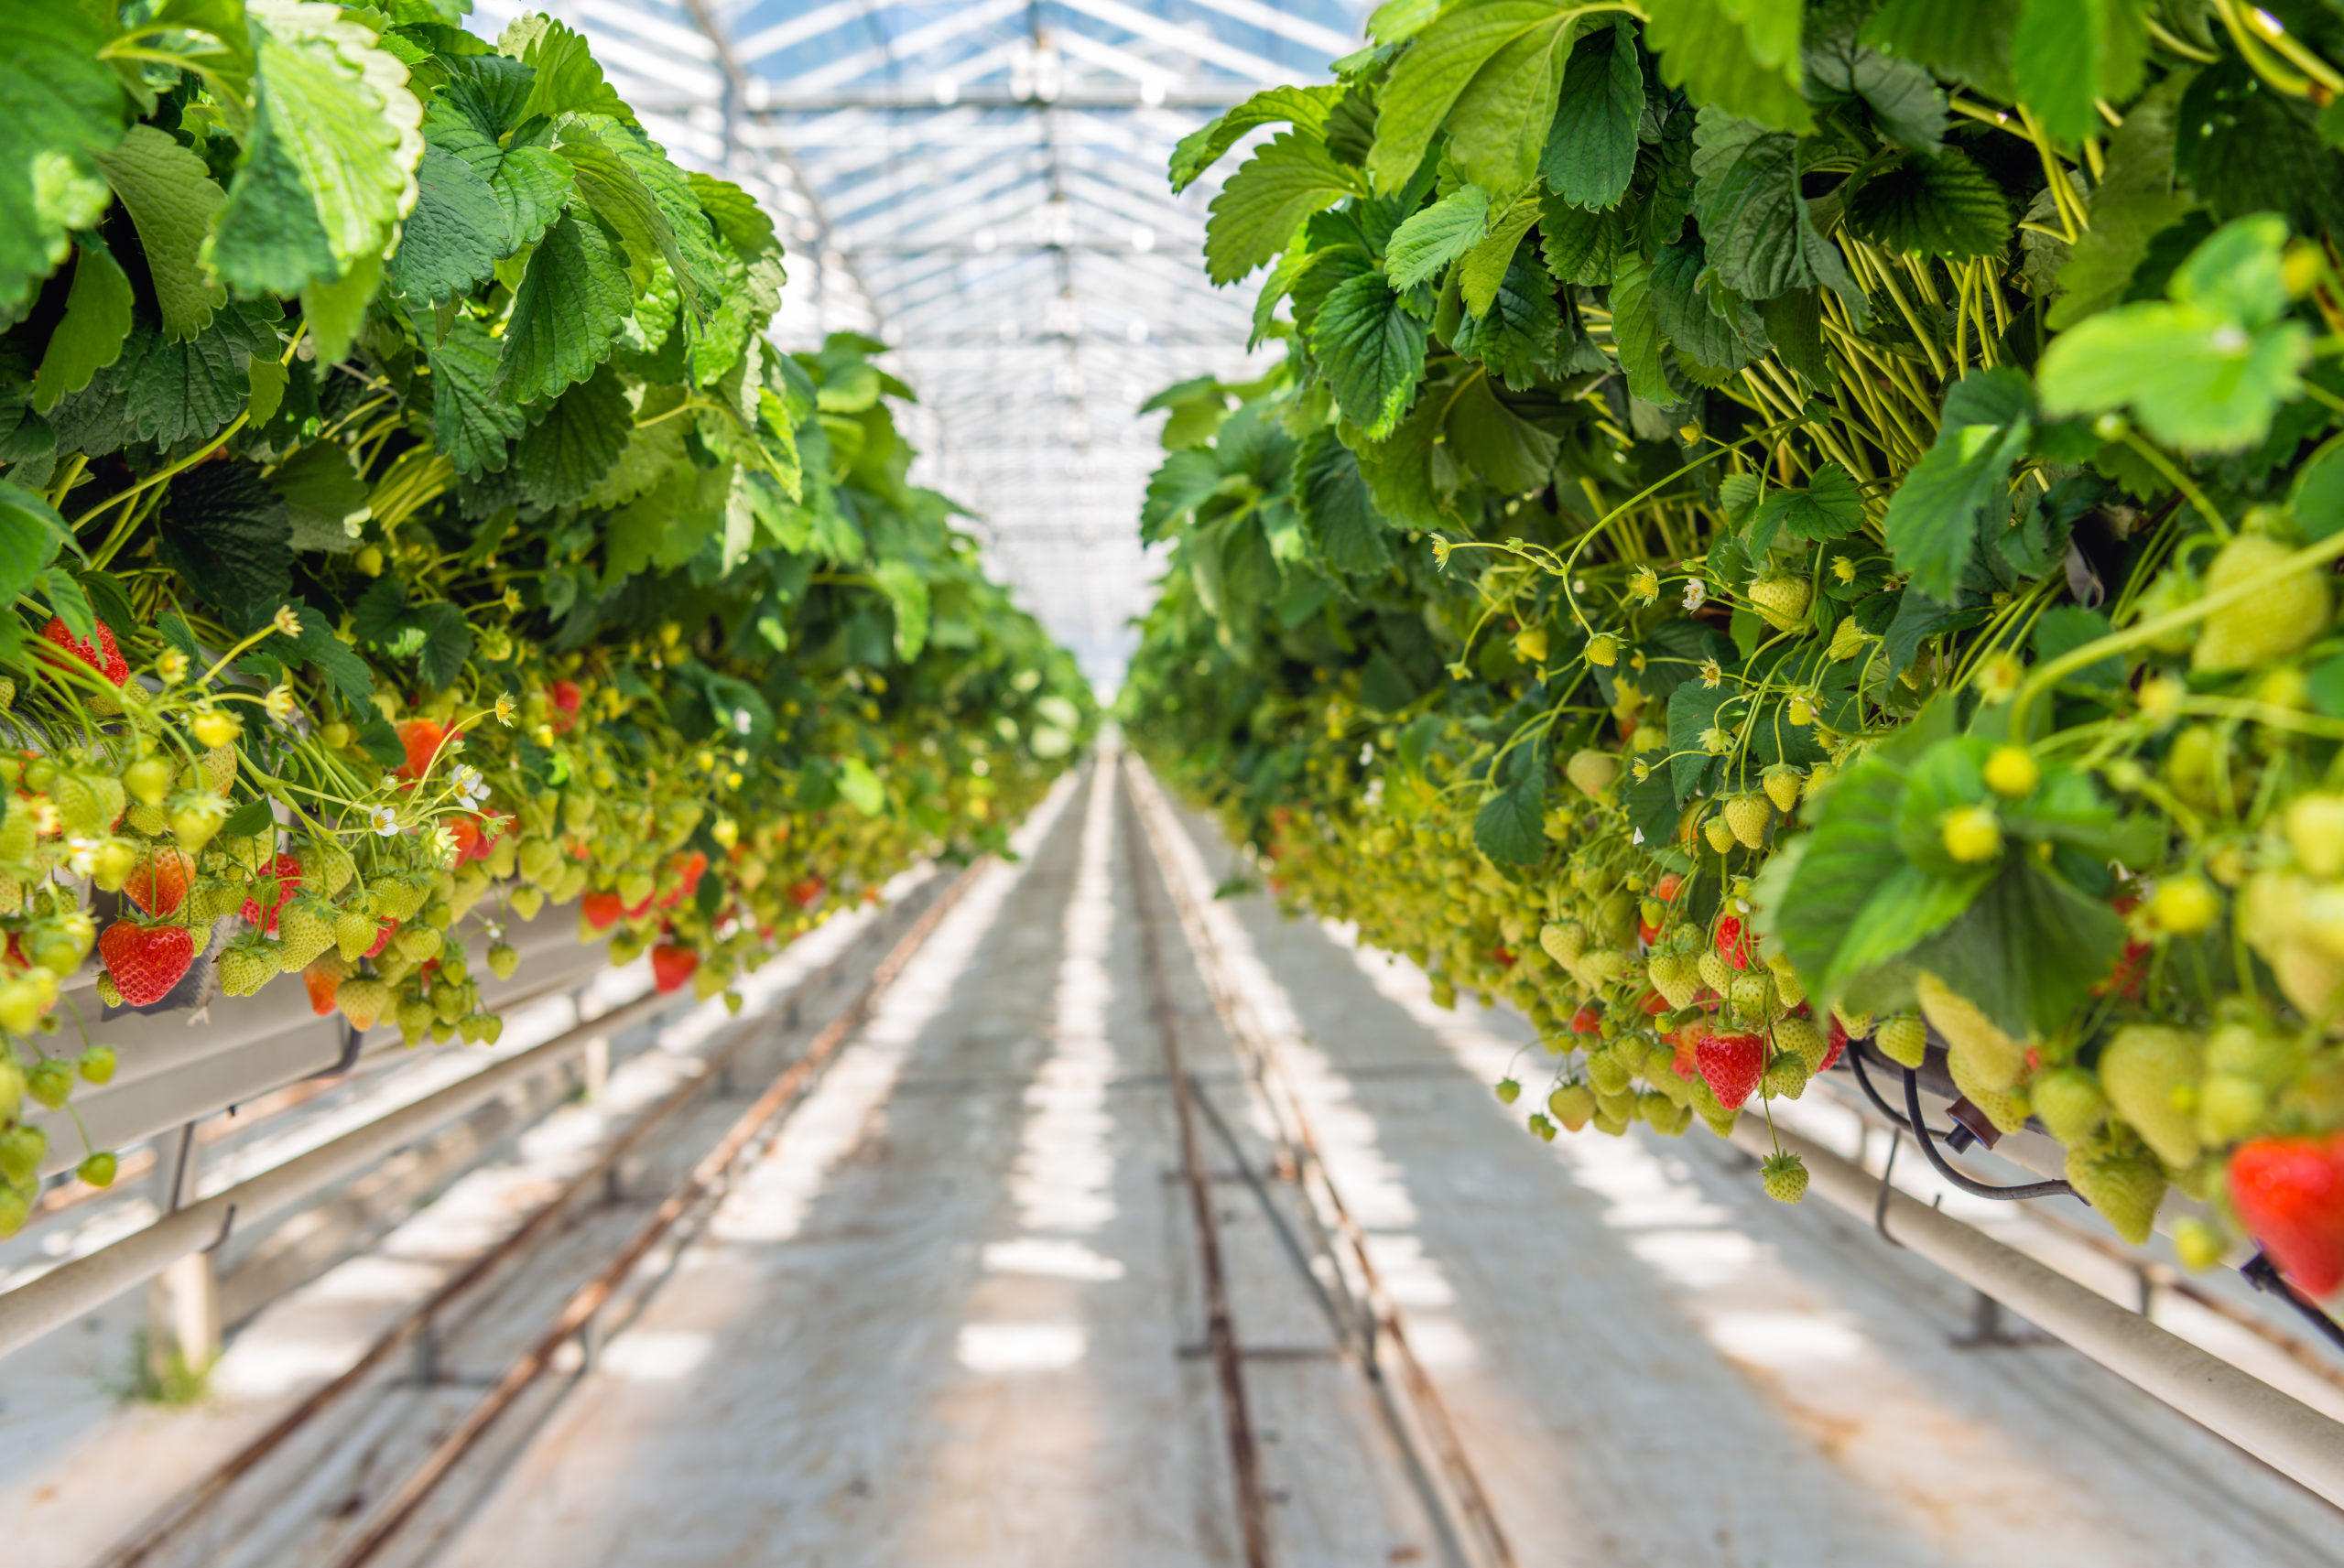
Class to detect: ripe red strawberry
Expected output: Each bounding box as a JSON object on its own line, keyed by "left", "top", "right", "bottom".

{"left": 650, "top": 943, "right": 699, "bottom": 993}
{"left": 125, "top": 846, "right": 193, "bottom": 916}
{"left": 395, "top": 718, "right": 448, "bottom": 781}
{"left": 788, "top": 875, "right": 826, "bottom": 911}
{"left": 1820, "top": 1015, "right": 1849, "bottom": 1074}
{"left": 657, "top": 849, "right": 711, "bottom": 910}
{"left": 1568, "top": 1002, "right": 1602, "bottom": 1034}
{"left": 100, "top": 918, "right": 195, "bottom": 1007}
{"left": 363, "top": 916, "right": 397, "bottom": 958}
{"left": 39, "top": 617, "right": 129, "bottom": 685}
{"left": 1492, "top": 945, "right": 1517, "bottom": 968}
{"left": 581, "top": 890, "right": 624, "bottom": 930}
{"left": 2229, "top": 1133, "right": 2344, "bottom": 1297}
{"left": 1696, "top": 1031, "right": 1767, "bottom": 1110}
{"left": 448, "top": 816, "right": 482, "bottom": 864}
{"left": 1715, "top": 914, "right": 1751, "bottom": 970}
{"left": 1672, "top": 1022, "right": 1709, "bottom": 1079}
{"left": 1652, "top": 871, "right": 1684, "bottom": 903}
{"left": 303, "top": 956, "right": 347, "bottom": 1015}
{"left": 1637, "top": 987, "right": 1669, "bottom": 1015}
{"left": 240, "top": 852, "right": 303, "bottom": 933}
{"left": 548, "top": 679, "right": 582, "bottom": 733}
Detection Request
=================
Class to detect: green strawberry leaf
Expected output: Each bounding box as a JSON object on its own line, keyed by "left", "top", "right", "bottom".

{"left": 1690, "top": 109, "right": 1863, "bottom": 308}
{"left": 31, "top": 239, "right": 132, "bottom": 414}
{"left": 91, "top": 125, "right": 228, "bottom": 341}
{"left": 1473, "top": 772, "right": 1547, "bottom": 866}
{"left": 1750, "top": 464, "right": 1866, "bottom": 552}
{"left": 1308, "top": 271, "right": 1427, "bottom": 438}
{"left": 1644, "top": 0, "right": 1812, "bottom": 134}
{"left": 0, "top": 5, "right": 132, "bottom": 316}
{"left": 1846, "top": 148, "right": 2012, "bottom": 261}
{"left": 1540, "top": 19, "right": 1644, "bottom": 210}
{"left": 2011, "top": 0, "right": 2148, "bottom": 146}
{"left": 1385, "top": 187, "right": 1490, "bottom": 290}
{"left": 1170, "top": 84, "right": 1343, "bottom": 192}
{"left": 495, "top": 211, "right": 633, "bottom": 404}
{"left": 1204, "top": 132, "right": 1358, "bottom": 285}
{"left": 1296, "top": 427, "right": 1393, "bottom": 576}
{"left": 1883, "top": 366, "right": 2034, "bottom": 603}
{"left": 427, "top": 314, "right": 527, "bottom": 476}
{"left": 513, "top": 365, "right": 630, "bottom": 510}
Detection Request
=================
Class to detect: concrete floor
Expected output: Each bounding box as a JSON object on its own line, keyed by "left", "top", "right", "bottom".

{"left": 11, "top": 753, "right": 2344, "bottom": 1567}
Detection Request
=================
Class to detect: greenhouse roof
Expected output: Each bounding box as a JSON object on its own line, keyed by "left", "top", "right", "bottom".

{"left": 465, "top": 0, "right": 1372, "bottom": 688}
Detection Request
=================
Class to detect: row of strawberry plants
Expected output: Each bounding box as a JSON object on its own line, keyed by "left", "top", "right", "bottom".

{"left": 0, "top": 4, "right": 1090, "bottom": 1227}
{"left": 1125, "top": 0, "right": 2344, "bottom": 1299}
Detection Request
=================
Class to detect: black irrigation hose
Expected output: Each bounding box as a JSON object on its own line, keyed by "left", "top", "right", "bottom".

{"left": 2241, "top": 1254, "right": 2344, "bottom": 1358}
{"left": 1846, "top": 1043, "right": 1958, "bottom": 1139}
{"left": 1902, "top": 1066, "right": 2078, "bottom": 1204}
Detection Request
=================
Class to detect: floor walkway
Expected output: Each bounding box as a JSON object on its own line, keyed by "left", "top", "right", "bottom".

{"left": 409, "top": 752, "right": 2344, "bottom": 1568}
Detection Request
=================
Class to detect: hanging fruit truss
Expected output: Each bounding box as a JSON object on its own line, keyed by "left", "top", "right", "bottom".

{"left": 0, "top": 3, "right": 1091, "bottom": 1231}
{"left": 1123, "top": 0, "right": 2344, "bottom": 1304}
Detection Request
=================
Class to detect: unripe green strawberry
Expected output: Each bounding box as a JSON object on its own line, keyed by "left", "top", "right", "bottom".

{"left": 431, "top": 980, "right": 464, "bottom": 1024}
{"left": 88, "top": 837, "right": 137, "bottom": 892}
{"left": 277, "top": 898, "right": 336, "bottom": 972}
{"left": 1761, "top": 765, "right": 1802, "bottom": 815}
{"left": 2067, "top": 1144, "right": 2165, "bottom": 1244}
{"left": 335, "top": 907, "right": 379, "bottom": 963}
{"left": 1827, "top": 614, "right": 1869, "bottom": 661}
{"left": 2032, "top": 1067, "right": 2107, "bottom": 1147}
{"left": 26, "top": 1057, "right": 72, "bottom": 1109}
{"left": 2099, "top": 1024, "right": 2203, "bottom": 1169}
{"left": 50, "top": 772, "right": 106, "bottom": 837}
{"left": 1648, "top": 953, "right": 1700, "bottom": 1010}
{"left": 1495, "top": 1077, "right": 1521, "bottom": 1105}
{"left": 486, "top": 942, "right": 520, "bottom": 980}
{"left": 1763, "top": 1052, "right": 1810, "bottom": 1099}
{"left": 1702, "top": 815, "right": 1737, "bottom": 854}
{"left": 1731, "top": 970, "right": 1774, "bottom": 1014}
{"left": 2194, "top": 533, "right": 2328, "bottom": 673}
{"left": 187, "top": 878, "right": 239, "bottom": 924}
{"left": 93, "top": 970, "right": 120, "bottom": 1007}
{"left": 1748, "top": 574, "right": 1811, "bottom": 631}
{"left": 0, "top": 1123, "right": 46, "bottom": 1185}
{"left": 336, "top": 975, "right": 391, "bottom": 1029}
{"left": 198, "top": 744, "right": 237, "bottom": 795}
{"left": 1724, "top": 794, "right": 1773, "bottom": 849}
{"left": 123, "top": 755, "right": 171, "bottom": 806}
{"left": 375, "top": 948, "right": 417, "bottom": 986}
{"left": 0, "top": 1184, "right": 27, "bottom": 1238}
{"left": 77, "top": 1044, "right": 114, "bottom": 1084}
{"left": 1948, "top": 1048, "right": 2028, "bottom": 1134}
{"left": 458, "top": 1012, "right": 490, "bottom": 1044}
{"left": 395, "top": 924, "right": 443, "bottom": 962}
{"left": 78, "top": 1151, "right": 117, "bottom": 1188}
{"left": 299, "top": 838, "right": 357, "bottom": 898}
{"left": 168, "top": 791, "right": 228, "bottom": 852}
{"left": 518, "top": 838, "right": 565, "bottom": 887}
{"left": 1774, "top": 1015, "right": 1826, "bottom": 1073}
{"left": 396, "top": 994, "right": 433, "bottom": 1044}
{"left": 1764, "top": 952, "right": 1806, "bottom": 1008}
{"left": 1761, "top": 1150, "right": 1808, "bottom": 1204}
{"left": 1539, "top": 920, "right": 1585, "bottom": 966}
{"left": 0, "top": 798, "right": 35, "bottom": 863}
{"left": 217, "top": 937, "right": 277, "bottom": 998}
{"left": 2194, "top": 1073, "right": 2266, "bottom": 1144}
{"left": 1699, "top": 1107, "right": 1742, "bottom": 1139}
{"left": 91, "top": 775, "right": 125, "bottom": 832}
{"left": 1547, "top": 1082, "right": 1596, "bottom": 1130}
{"left": 508, "top": 884, "right": 547, "bottom": 923}
{"left": 479, "top": 1012, "right": 504, "bottom": 1044}
{"left": 1697, "top": 950, "right": 1732, "bottom": 996}
{"left": 1916, "top": 973, "right": 2025, "bottom": 1089}
{"left": 1877, "top": 1013, "right": 1927, "bottom": 1068}
{"left": 125, "top": 799, "right": 167, "bottom": 836}
{"left": 1588, "top": 1049, "right": 1634, "bottom": 1096}
{"left": 1565, "top": 749, "right": 1619, "bottom": 797}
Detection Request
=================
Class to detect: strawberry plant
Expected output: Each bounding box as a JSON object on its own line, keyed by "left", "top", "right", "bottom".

{"left": 1127, "top": 1, "right": 2344, "bottom": 1293}
{"left": 0, "top": 5, "right": 1091, "bottom": 1228}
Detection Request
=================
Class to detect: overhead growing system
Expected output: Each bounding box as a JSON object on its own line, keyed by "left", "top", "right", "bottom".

{"left": 1124, "top": 0, "right": 2344, "bottom": 1303}
{"left": 456, "top": 0, "right": 1374, "bottom": 686}
{"left": 0, "top": 3, "right": 1089, "bottom": 1227}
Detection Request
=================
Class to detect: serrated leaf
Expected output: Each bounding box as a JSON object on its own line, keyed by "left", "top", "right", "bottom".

{"left": 1883, "top": 366, "right": 2034, "bottom": 602}
{"left": 31, "top": 239, "right": 131, "bottom": 413}
{"left": 210, "top": 2, "right": 423, "bottom": 293}
{"left": 385, "top": 123, "right": 514, "bottom": 305}
{"left": 0, "top": 482, "right": 68, "bottom": 604}
{"left": 1756, "top": 287, "right": 1826, "bottom": 382}
{"left": 158, "top": 460, "right": 294, "bottom": 634}
{"left": 1537, "top": 195, "right": 1622, "bottom": 285}
{"left": 1904, "top": 854, "right": 2127, "bottom": 1039}
{"left": 2038, "top": 303, "right": 2309, "bottom": 455}
{"left": 1860, "top": 0, "right": 2021, "bottom": 94}
{"left": 1644, "top": 0, "right": 1812, "bottom": 134}
{"left": 0, "top": 6, "right": 131, "bottom": 316}
{"left": 1170, "top": 84, "right": 1344, "bottom": 192}
{"left": 1847, "top": 148, "right": 2011, "bottom": 260}
{"left": 1368, "top": 1, "right": 1579, "bottom": 194}
{"left": 1296, "top": 427, "right": 1392, "bottom": 575}
{"left": 1454, "top": 250, "right": 1561, "bottom": 390}
{"left": 92, "top": 125, "right": 227, "bottom": 341}
{"left": 1607, "top": 252, "right": 1678, "bottom": 406}
{"left": 514, "top": 365, "right": 629, "bottom": 510}
{"left": 47, "top": 302, "right": 278, "bottom": 457}
{"left": 871, "top": 557, "right": 930, "bottom": 660}
{"left": 1141, "top": 448, "right": 1225, "bottom": 542}
{"left": 411, "top": 600, "right": 472, "bottom": 690}
{"left": 279, "top": 595, "right": 373, "bottom": 701}
{"left": 299, "top": 249, "right": 379, "bottom": 366}
{"left": 1752, "top": 464, "right": 1866, "bottom": 552}
{"left": 2176, "top": 58, "right": 2344, "bottom": 240}
{"left": 497, "top": 211, "right": 633, "bottom": 404}
{"left": 1473, "top": 773, "right": 1546, "bottom": 865}
{"left": 2011, "top": 0, "right": 2147, "bottom": 146}
{"left": 267, "top": 442, "right": 366, "bottom": 550}
{"left": 1443, "top": 374, "right": 1558, "bottom": 492}
{"left": 1205, "top": 132, "right": 1357, "bottom": 285}
{"left": 1649, "top": 239, "right": 1760, "bottom": 372}
{"left": 1308, "top": 272, "right": 1427, "bottom": 438}
{"left": 426, "top": 313, "right": 526, "bottom": 475}
{"left": 1691, "top": 110, "right": 1862, "bottom": 307}
{"left": 1541, "top": 20, "right": 1644, "bottom": 209}
{"left": 1458, "top": 191, "right": 1542, "bottom": 313}
{"left": 582, "top": 384, "right": 689, "bottom": 511}
{"left": 500, "top": 14, "right": 631, "bottom": 123}
{"left": 1385, "top": 187, "right": 1490, "bottom": 290}
{"left": 1444, "top": 7, "right": 1590, "bottom": 195}
{"left": 1804, "top": 6, "right": 1946, "bottom": 151}
{"left": 2048, "top": 71, "right": 2194, "bottom": 328}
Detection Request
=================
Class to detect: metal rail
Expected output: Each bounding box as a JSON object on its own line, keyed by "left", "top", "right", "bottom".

{"left": 87, "top": 880, "right": 943, "bottom": 1568}
{"left": 1731, "top": 1116, "right": 2344, "bottom": 1509}
{"left": 1119, "top": 772, "right": 1275, "bottom": 1568}
{"left": 1122, "top": 757, "right": 1518, "bottom": 1568}
{"left": 0, "top": 981, "right": 686, "bottom": 1360}
{"left": 327, "top": 857, "right": 984, "bottom": 1568}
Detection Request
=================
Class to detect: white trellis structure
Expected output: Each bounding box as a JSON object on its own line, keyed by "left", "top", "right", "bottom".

{"left": 464, "top": 0, "right": 1372, "bottom": 688}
